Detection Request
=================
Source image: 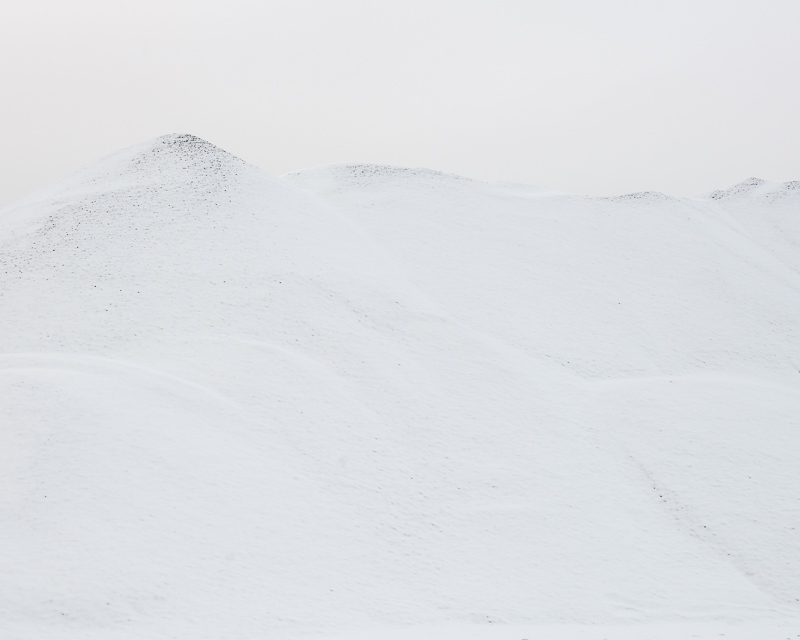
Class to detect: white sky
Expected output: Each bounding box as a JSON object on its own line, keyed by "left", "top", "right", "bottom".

{"left": 1, "top": 0, "right": 798, "bottom": 205}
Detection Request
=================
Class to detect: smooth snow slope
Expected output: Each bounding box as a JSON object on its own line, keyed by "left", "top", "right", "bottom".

{"left": 1, "top": 135, "right": 799, "bottom": 639}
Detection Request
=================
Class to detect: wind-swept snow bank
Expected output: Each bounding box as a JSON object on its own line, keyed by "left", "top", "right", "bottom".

{"left": 1, "top": 136, "right": 798, "bottom": 639}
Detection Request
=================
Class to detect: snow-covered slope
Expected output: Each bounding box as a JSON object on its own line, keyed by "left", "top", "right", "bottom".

{"left": 1, "top": 135, "right": 798, "bottom": 640}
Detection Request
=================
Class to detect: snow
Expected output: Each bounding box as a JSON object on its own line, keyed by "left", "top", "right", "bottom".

{"left": 1, "top": 134, "right": 798, "bottom": 639}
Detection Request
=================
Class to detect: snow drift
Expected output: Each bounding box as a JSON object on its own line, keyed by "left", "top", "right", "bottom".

{"left": 1, "top": 134, "right": 798, "bottom": 639}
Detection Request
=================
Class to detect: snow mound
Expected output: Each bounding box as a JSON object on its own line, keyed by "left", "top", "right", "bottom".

{"left": 707, "top": 177, "right": 800, "bottom": 202}
{"left": 2, "top": 137, "right": 799, "bottom": 640}
{"left": 286, "top": 162, "right": 474, "bottom": 186}
{"left": 601, "top": 190, "right": 681, "bottom": 204}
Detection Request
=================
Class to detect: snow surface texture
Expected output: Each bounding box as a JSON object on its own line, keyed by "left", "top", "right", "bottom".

{"left": 1, "top": 134, "right": 799, "bottom": 640}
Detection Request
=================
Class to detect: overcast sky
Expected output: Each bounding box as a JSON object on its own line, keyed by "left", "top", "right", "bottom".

{"left": 1, "top": 0, "right": 798, "bottom": 205}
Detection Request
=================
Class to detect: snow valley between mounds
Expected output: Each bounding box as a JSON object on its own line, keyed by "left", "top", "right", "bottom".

{"left": 1, "top": 134, "right": 799, "bottom": 640}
